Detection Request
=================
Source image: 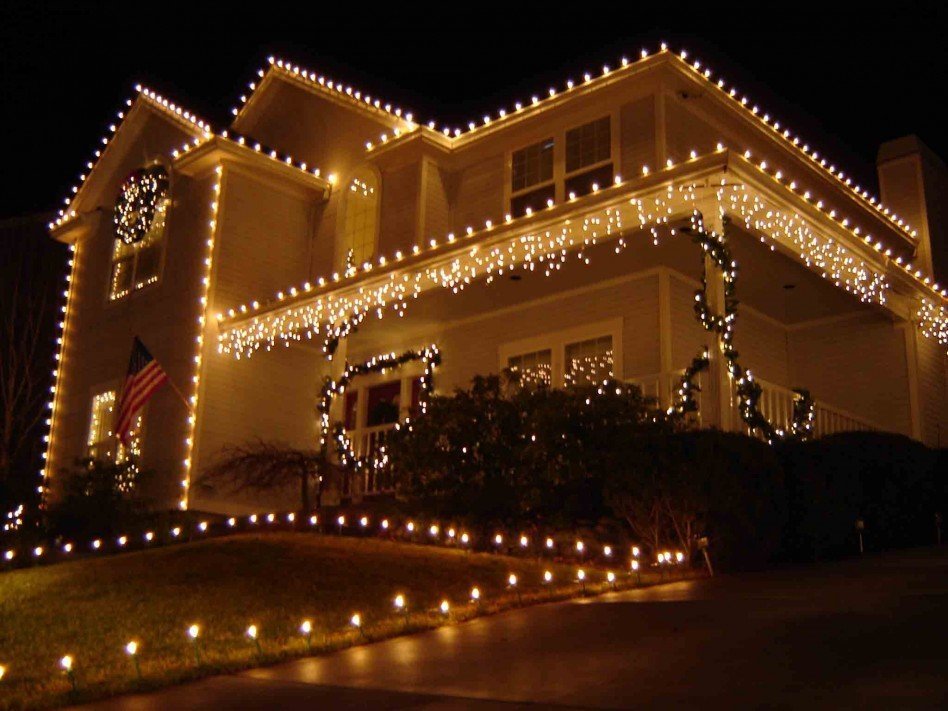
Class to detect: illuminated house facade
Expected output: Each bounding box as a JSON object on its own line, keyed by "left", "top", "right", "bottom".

{"left": 46, "top": 48, "right": 948, "bottom": 513}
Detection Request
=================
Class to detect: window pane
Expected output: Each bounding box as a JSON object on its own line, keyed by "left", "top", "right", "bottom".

{"left": 87, "top": 391, "right": 116, "bottom": 460}
{"left": 508, "top": 349, "right": 552, "bottom": 387}
{"left": 564, "top": 163, "right": 614, "bottom": 199}
{"left": 565, "top": 336, "right": 613, "bottom": 386}
{"left": 510, "top": 184, "right": 556, "bottom": 218}
{"left": 110, "top": 257, "right": 134, "bottom": 301}
{"left": 566, "top": 117, "right": 611, "bottom": 173}
{"left": 134, "top": 241, "right": 162, "bottom": 290}
{"left": 512, "top": 138, "right": 553, "bottom": 192}
{"left": 338, "top": 172, "right": 379, "bottom": 271}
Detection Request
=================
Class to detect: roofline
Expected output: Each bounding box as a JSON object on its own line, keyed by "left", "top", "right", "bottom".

{"left": 51, "top": 87, "right": 212, "bottom": 231}
{"left": 217, "top": 149, "right": 944, "bottom": 342}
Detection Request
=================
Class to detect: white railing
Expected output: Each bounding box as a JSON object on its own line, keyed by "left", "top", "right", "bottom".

{"left": 351, "top": 423, "right": 397, "bottom": 494}
{"left": 627, "top": 369, "right": 711, "bottom": 425}
{"left": 753, "top": 376, "right": 878, "bottom": 439}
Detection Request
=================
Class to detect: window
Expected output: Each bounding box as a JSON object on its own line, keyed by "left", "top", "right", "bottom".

{"left": 86, "top": 390, "right": 142, "bottom": 467}
{"left": 337, "top": 169, "right": 379, "bottom": 272}
{"left": 507, "top": 349, "right": 553, "bottom": 387}
{"left": 565, "top": 117, "right": 612, "bottom": 199}
{"left": 564, "top": 336, "right": 614, "bottom": 386}
{"left": 109, "top": 198, "right": 168, "bottom": 301}
{"left": 510, "top": 138, "right": 554, "bottom": 217}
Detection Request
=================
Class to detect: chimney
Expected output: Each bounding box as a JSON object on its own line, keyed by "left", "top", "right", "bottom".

{"left": 877, "top": 135, "right": 948, "bottom": 285}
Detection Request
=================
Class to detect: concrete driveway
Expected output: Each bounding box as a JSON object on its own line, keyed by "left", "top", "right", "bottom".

{"left": 76, "top": 548, "right": 948, "bottom": 709}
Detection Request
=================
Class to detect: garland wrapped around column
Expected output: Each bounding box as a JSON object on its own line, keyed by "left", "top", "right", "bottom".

{"left": 316, "top": 346, "right": 441, "bottom": 471}
{"left": 672, "top": 216, "right": 815, "bottom": 442}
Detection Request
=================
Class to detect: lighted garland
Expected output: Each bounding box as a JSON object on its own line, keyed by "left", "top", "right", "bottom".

{"left": 674, "top": 217, "right": 814, "bottom": 442}
{"left": 113, "top": 166, "right": 169, "bottom": 245}
{"left": 317, "top": 346, "right": 441, "bottom": 472}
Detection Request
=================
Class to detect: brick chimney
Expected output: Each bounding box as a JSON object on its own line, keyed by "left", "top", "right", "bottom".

{"left": 877, "top": 135, "right": 948, "bottom": 285}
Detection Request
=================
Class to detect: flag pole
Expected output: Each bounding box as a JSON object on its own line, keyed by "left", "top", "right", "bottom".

{"left": 164, "top": 375, "right": 194, "bottom": 413}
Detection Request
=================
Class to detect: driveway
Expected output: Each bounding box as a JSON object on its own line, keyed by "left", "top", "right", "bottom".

{"left": 77, "top": 548, "right": 948, "bottom": 709}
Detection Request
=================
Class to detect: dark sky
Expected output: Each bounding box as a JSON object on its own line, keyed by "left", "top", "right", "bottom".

{"left": 2, "top": 2, "right": 946, "bottom": 220}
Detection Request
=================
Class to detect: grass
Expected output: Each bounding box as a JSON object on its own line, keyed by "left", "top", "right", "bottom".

{"left": 0, "top": 532, "right": 688, "bottom": 709}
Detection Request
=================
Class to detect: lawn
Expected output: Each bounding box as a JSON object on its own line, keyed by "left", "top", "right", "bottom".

{"left": 0, "top": 532, "right": 678, "bottom": 709}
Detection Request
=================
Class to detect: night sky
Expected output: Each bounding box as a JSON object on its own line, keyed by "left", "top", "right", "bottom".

{"left": 2, "top": 3, "right": 946, "bottom": 220}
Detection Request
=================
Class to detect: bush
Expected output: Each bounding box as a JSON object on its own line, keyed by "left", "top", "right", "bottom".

{"left": 778, "top": 432, "right": 945, "bottom": 560}
{"left": 45, "top": 458, "right": 153, "bottom": 539}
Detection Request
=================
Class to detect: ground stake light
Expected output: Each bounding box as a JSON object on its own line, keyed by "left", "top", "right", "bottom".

{"left": 187, "top": 624, "right": 202, "bottom": 665}
{"left": 577, "top": 569, "right": 587, "bottom": 594}
{"left": 125, "top": 641, "right": 141, "bottom": 680}
{"left": 60, "top": 655, "right": 76, "bottom": 692}
{"left": 246, "top": 625, "right": 262, "bottom": 656}
{"left": 300, "top": 619, "right": 313, "bottom": 651}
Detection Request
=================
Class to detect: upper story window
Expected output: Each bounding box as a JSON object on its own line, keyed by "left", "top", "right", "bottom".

{"left": 510, "top": 138, "right": 554, "bottom": 218}
{"left": 110, "top": 166, "right": 170, "bottom": 301}
{"left": 337, "top": 169, "right": 380, "bottom": 273}
{"left": 565, "top": 116, "right": 612, "bottom": 199}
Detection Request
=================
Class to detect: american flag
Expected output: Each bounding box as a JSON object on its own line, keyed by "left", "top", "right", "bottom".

{"left": 115, "top": 337, "right": 168, "bottom": 446}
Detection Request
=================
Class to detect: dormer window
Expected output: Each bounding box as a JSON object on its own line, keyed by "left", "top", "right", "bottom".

{"left": 110, "top": 166, "right": 169, "bottom": 301}
{"left": 337, "top": 169, "right": 380, "bottom": 273}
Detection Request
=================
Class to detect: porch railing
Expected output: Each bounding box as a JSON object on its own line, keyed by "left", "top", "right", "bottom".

{"left": 627, "top": 370, "right": 880, "bottom": 439}
{"left": 350, "top": 423, "right": 397, "bottom": 495}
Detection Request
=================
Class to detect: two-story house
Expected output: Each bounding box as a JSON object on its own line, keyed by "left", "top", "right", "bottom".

{"left": 44, "top": 47, "right": 948, "bottom": 513}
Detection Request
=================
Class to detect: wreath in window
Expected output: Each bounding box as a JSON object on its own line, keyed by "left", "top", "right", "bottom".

{"left": 113, "top": 166, "right": 170, "bottom": 245}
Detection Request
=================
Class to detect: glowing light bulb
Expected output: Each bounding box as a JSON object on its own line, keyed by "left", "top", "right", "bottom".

{"left": 300, "top": 619, "right": 312, "bottom": 635}
{"left": 394, "top": 594, "right": 405, "bottom": 610}
{"left": 440, "top": 600, "right": 450, "bottom": 614}
{"left": 508, "top": 573, "right": 517, "bottom": 587}
{"left": 125, "top": 641, "right": 138, "bottom": 656}
{"left": 350, "top": 613, "right": 361, "bottom": 628}
{"left": 577, "top": 569, "right": 586, "bottom": 581}
{"left": 60, "top": 655, "right": 73, "bottom": 671}
{"left": 543, "top": 570, "right": 553, "bottom": 583}
{"left": 246, "top": 625, "right": 258, "bottom": 640}
{"left": 188, "top": 624, "right": 200, "bottom": 640}
{"left": 470, "top": 586, "right": 481, "bottom": 601}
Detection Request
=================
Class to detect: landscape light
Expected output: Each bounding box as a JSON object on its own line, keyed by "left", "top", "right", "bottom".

{"left": 144, "top": 531, "right": 154, "bottom": 541}
{"left": 394, "top": 594, "right": 405, "bottom": 610}
{"left": 246, "top": 624, "right": 258, "bottom": 640}
{"left": 507, "top": 573, "right": 517, "bottom": 587}
{"left": 286, "top": 513, "right": 295, "bottom": 523}
{"left": 447, "top": 527, "right": 456, "bottom": 539}
{"left": 3, "top": 550, "right": 13, "bottom": 561}
{"left": 117, "top": 536, "right": 127, "bottom": 546}
{"left": 470, "top": 586, "right": 481, "bottom": 602}
{"left": 337, "top": 515, "right": 345, "bottom": 527}
{"left": 62, "top": 543, "right": 73, "bottom": 553}
{"left": 198, "top": 521, "right": 208, "bottom": 532}
{"left": 543, "top": 570, "right": 553, "bottom": 583}
{"left": 309, "top": 515, "right": 318, "bottom": 526}
{"left": 607, "top": 571, "right": 617, "bottom": 588}
{"left": 300, "top": 619, "right": 313, "bottom": 650}
{"left": 406, "top": 521, "right": 415, "bottom": 532}
{"left": 33, "top": 546, "right": 43, "bottom": 558}
{"left": 575, "top": 541, "right": 584, "bottom": 553}
{"left": 350, "top": 613, "right": 361, "bottom": 627}
{"left": 631, "top": 560, "right": 640, "bottom": 571}
{"left": 360, "top": 516, "right": 368, "bottom": 528}
{"left": 92, "top": 539, "right": 101, "bottom": 549}
{"left": 188, "top": 624, "right": 200, "bottom": 640}
{"left": 460, "top": 532, "right": 470, "bottom": 544}
{"left": 519, "top": 535, "right": 529, "bottom": 548}
{"left": 429, "top": 524, "right": 439, "bottom": 536}
{"left": 171, "top": 527, "right": 181, "bottom": 537}
{"left": 266, "top": 513, "right": 275, "bottom": 523}
{"left": 227, "top": 517, "right": 236, "bottom": 527}
{"left": 675, "top": 551, "right": 685, "bottom": 563}
{"left": 125, "top": 641, "right": 141, "bottom": 679}
{"left": 440, "top": 600, "right": 450, "bottom": 615}
{"left": 603, "top": 545, "right": 612, "bottom": 557}
{"left": 380, "top": 518, "right": 389, "bottom": 530}
{"left": 632, "top": 546, "right": 640, "bottom": 557}
{"left": 0, "top": 664, "right": 5, "bottom": 681}
{"left": 494, "top": 533, "right": 503, "bottom": 546}
{"left": 60, "top": 655, "right": 73, "bottom": 671}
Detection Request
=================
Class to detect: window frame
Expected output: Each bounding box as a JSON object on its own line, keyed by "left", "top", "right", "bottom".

{"left": 107, "top": 179, "right": 171, "bottom": 304}
{"left": 499, "top": 318, "right": 623, "bottom": 388}
{"left": 335, "top": 166, "right": 382, "bottom": 275}
{"left": 85, "top": 384, "right": 145, "bottom": 464}
{"left": 505, "top": 112, "right": 618, "bottom": 216}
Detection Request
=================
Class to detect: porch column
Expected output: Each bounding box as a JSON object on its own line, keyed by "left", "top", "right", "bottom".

{"left": 899, "top": 321, "right": 923, "bottom": 441}
{"left": 698, "top": 206, "right": 737, "bottom": 433}
{"left": 327, "top": 338, "right": 362, "bottom": 503}
{"left": 657, "top": 269, "right": 673, "bottom": 408}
